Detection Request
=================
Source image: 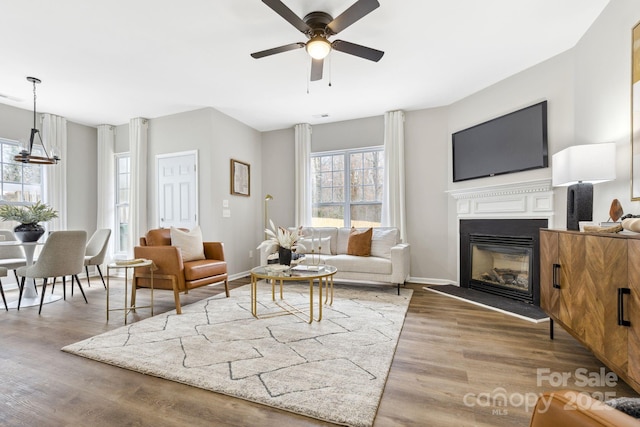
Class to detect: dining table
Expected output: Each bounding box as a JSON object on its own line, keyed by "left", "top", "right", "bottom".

{"left": 2, "top": 241, "right": 58, "bottom": 309}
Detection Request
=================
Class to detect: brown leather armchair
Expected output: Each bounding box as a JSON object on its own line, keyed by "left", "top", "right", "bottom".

{"left": 530, "top": 390, "right": 640, "bottom": 427}
{"left": 132, "top": 228, "right": 229, "bottom": 314}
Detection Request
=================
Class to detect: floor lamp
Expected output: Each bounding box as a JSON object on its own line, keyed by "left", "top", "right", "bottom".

{"left": 552, "top": 142, "right": 616, "bottom": 230}
{"left": 264, "top": 194, "right": 273, "bottom": 239}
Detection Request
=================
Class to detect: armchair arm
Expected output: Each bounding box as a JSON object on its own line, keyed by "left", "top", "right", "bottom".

{"left": 134, "top": 245, "right": 184, "bottom": 276}
{"left": 390, "top": 243, "right": 410, "bottom": 284}
{"left": 203, "top": 242, "right": 225, "bottom": 261}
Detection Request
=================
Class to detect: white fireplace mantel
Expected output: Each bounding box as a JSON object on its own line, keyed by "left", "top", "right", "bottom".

{"left": 447, "top": 178, "right": 554, "bottom": 226}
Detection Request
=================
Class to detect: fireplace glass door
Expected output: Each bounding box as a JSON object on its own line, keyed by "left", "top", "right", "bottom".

{"left": 469, "top": 237, "right": 534, "bottom": 301}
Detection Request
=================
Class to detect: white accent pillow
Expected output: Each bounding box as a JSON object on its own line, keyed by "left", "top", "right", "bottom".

{"left": 370, "top": 228, "right": 399, "bottom": 259}
{"left": 297, "top": 236, "right": 332, "bottom": 255}
{"left": 170, "top": 226, "right": 205, "bottom": 262}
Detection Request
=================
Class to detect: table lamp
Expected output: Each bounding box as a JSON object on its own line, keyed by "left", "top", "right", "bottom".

{"left": 552, "top": 142, "right": 616, "bottom": 230}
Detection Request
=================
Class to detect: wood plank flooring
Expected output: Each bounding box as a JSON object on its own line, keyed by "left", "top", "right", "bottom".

{"left": 0, "top": 277, "right": 637, "bottom": 426}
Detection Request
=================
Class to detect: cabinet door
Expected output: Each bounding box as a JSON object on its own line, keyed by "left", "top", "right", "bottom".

{"left": 540, "top": 230, "right": 559, "bottom": 318}
{"left": 583, "top": 235, "right": 628, "bottom": 372}
{"left": 557, "top": 233, "right": 587, "bottom": 335}
{"left": 628, "top": 240, "right": 640, "bottom": 382}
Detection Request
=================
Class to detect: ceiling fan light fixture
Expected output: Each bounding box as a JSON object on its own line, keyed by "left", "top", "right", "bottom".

{"left": 306, "top": 36, "right": 331, "bottom": 59}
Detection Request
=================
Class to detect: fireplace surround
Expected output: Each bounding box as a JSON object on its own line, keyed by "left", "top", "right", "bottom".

{"left": 449, "top": 178, "right": 554, "bottom": 306}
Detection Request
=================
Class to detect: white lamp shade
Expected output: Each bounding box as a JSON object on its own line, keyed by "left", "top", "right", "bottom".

{"left": 552, "top": 142, "right": 616, "bottom": 187}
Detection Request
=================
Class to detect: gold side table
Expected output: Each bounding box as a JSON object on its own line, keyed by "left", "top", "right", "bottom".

{"left": 106, "top": 259, "right": 155, "bottom": 324}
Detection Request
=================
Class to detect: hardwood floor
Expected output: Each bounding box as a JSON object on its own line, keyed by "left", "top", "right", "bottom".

{"left": 0, "top": 277, "right": 637, "bottom": 426}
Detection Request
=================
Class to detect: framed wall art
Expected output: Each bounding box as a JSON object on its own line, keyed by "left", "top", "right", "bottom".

{"left": 632, "top": 21, "right": 640, "bottom": 199}
{"left": 230, "top": 159, "right": 250, "bottom": 196}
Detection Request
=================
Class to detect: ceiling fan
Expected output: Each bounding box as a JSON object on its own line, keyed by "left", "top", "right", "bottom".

{"left": 251, "top": 0, "right": 384, "bottom": 81}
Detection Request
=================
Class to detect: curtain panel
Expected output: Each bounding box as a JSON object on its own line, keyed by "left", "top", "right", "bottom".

{"left": 128, "top": 118, "right": 148, "bottom": 257}
{"left": 97, "top": 124, "right": 115, "bottom": 262}
{"left": 294, "top": 123, "right": 312, "bottom": 227}
{"left": 42, "top": 113, "right": 67, "bottom": 232}
{"left": 382, "top": 110, "right": 407, "bottom": 243}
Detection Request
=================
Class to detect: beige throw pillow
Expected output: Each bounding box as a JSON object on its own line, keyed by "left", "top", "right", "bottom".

{"left": 170, "top": 226, "right": 205, "bottom": 261}
{"left": 347, "top": 227, "right": 372, "bottom": 256}
{"left": 297, "top": 236, "right": 332, "bottom": 255}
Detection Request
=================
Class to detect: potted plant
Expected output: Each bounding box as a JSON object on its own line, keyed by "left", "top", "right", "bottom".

{"left": 258, "top": 220, "right": 305, "bottom": 265}
{"left": 0, "top": 201, "right": 58, "bottom": 242}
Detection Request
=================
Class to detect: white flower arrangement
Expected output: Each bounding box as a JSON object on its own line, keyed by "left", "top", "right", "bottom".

{"left": 257, "top": 219, "right": 306, "bottom": 252}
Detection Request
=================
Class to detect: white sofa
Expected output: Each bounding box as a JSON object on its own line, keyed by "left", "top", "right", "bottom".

{"left": 259, "top": 227, "right": 410, "bottom": 294}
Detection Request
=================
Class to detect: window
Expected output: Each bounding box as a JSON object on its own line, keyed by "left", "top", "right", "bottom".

{"left": 311, "top": 148, "right": 384, "bottom": 228}
{"left": 0, "top": 138, "right": 44, "bottom": 204}
{"left": 115, "top": 153, "right": 130, "bottom": 255}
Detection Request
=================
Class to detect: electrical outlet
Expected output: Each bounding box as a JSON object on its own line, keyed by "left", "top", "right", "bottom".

{"left": 249, "top": 250, "right": 254, "bottom": 259}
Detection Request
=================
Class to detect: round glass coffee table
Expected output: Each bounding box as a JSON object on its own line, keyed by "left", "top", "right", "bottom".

{"left": 250, "top": 264, "right": 337, "bottom": 323}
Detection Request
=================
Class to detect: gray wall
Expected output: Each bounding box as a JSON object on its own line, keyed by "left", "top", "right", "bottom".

{"left": 0, "top": 103, "right": 97, "bottom": 233}
{"left": 260, "top": 0, "right": 640, "bottom": 284}
{"left": 145, "top": 108, "right": 263, "bottom": 276}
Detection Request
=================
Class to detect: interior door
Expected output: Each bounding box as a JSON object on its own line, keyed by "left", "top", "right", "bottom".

{"left": 157, "top": 151, "right": 198, "bottom": 229}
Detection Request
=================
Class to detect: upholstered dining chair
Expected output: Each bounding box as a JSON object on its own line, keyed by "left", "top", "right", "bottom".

{"left": 84, "top": 228, "right": 111, "bottom": 288}
{"left": 16, "top": 230, "right": 87, "bottom": 314}
{"left": 0, "top": 266, "right": 8, "bottom": 311}
{"left": 0, "top": 230, "right": 28, "bottom": 285}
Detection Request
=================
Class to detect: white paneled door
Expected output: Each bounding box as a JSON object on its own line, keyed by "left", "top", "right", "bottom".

{"left": 157, "top": 151, "right": 198, "bottom": 229}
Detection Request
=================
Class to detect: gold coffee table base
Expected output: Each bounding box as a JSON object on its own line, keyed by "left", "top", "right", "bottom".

{"left": 250, "top": 265, "right": 337, "bottom": 323}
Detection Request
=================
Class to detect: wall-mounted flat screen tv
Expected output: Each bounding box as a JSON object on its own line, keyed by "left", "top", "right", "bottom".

{"left": 452, "top": 101, "right": 548, "bottom": 182}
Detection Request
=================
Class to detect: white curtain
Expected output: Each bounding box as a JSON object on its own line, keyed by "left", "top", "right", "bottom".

{"left": 42, "top": 113, "right": 67, "bottom": 231}
{"left": 97, "top": 124, "right": 115, "bottom": 262}
{"left": 128, "top": 118, "right": 148, "bottom": 257}
{"left": 294, "top": 123, "right": 312, "bottom": 227}
{"left": 382, "top": 110, "right": 407, "bottom": 242}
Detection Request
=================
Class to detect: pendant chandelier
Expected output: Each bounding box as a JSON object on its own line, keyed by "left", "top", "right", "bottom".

{"left": 14, "top": 77, "right": 60, "bottom": 165}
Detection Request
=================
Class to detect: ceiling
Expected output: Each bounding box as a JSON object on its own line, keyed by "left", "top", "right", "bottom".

{"left": 0, "top": 0, "right": 610, "bottom": 132}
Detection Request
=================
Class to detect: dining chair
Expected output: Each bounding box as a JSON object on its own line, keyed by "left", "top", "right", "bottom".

{"left": 0, "top": 266, "right": 8, "bottom": 311}
{"left": 16, "top": 230, "right": 87, "bottom": 314}
{"left": 84, "top": 228, "right": 111, "bottom": 288}
{"left": 0, "top": 230, "right": 28, "bottom": 287}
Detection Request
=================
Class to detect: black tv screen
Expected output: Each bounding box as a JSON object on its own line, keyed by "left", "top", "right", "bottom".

{"left": 452, "top": 101, "right": 548, "bottom": 182}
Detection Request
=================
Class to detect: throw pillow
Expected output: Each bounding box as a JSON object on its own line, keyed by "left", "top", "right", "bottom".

{"left": 606, "top": 397, "right": 640, "bottom": 418}
{"left": 170, "top": 226, "right": 205, "bottom": 262}
{"left": 347, "top": 227, "right": 372, "bottom": 256}
{"left": 370, "top": 228, "right": 400, "bottom": 259}
{"left": 297, "top": 236, "right": 332, "bottom": 255}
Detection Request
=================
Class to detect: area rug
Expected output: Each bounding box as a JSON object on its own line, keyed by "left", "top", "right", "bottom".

{"left": 63, "top": 283, "right": 412, "bottom": 427}
{"left": 425, "top": 285, "right": 548, "bottom": 323}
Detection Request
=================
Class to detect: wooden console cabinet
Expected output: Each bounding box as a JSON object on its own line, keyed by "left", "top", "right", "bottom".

{"left": 540, "top": 229, "right": 640, "bottom": 393}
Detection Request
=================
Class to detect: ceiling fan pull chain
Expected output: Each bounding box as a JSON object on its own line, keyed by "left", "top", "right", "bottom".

{"left": 328, "top": 53, "right": 332, "bottom": 87}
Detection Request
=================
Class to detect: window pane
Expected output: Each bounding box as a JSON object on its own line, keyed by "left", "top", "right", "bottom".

{"left": 23, "top": 165, "right": 42, "bottom": 185}
{"left": 3, "top": 164, "right": 21, "bottom": 183}
{"left": 351, "top": 203, "right": 382, "bottom": 228}
{"left": 0, "top": 138, "right": 44, "bottom": 204}
{"left": 312, "top": 205, "right": 344, "bottom": 227}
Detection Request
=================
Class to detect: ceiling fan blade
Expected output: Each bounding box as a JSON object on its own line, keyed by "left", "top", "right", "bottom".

{"left": 310, "top": 58, "right": 324, "bottom": 81}
{"left": 262, "top": 0, "right": 311, "bottom": 33}
{"left": 327, "top": 0, "right": 380, "bottom": 34}
{"left": 332, "top": 40, "right": 384, "bottom": 62}
{"left": 251, "top": 42, "right": 305, "bottom": 59}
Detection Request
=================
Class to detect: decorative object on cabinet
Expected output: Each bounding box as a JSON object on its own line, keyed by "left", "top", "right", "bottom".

{"left": 552, "top": 142, "right": 616, "bottom": 230}
{"left": 610, "top": 199, "right": 624, "bottom": 222}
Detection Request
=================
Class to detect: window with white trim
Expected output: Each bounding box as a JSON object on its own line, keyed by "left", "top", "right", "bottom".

{"left": 115, "top": 153, "right": 130, "bottom": 255}
{"left": 311, "top": 147, "right": 384, "bottom": 228}
{"left": 0, "top": 137, "right": 44, "bottom": 204}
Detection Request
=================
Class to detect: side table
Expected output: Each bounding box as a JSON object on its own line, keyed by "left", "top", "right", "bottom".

{"left": 106, "top": 259, "right": 155, "bottom": 324}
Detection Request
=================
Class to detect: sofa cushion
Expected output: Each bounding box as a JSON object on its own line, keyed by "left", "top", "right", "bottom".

{"left": 170, "top": 226, "right": 205, "bottom": 262}
{"left": 325, "top": 254, "right": 392, "bottom": 275}
{"left": 370, "top": 228, "right": 400, "bottom": 259}
{"left": 184, "top": 259, "right": 226, "bottom": 281}
{"left": 347, "top": 227, "right": 372, "bottom": 256}
{"left": 297, "top": 236, "right": 332, "bottom": 255}
{"left": 300, "top": 227, "right": 338, "bottom": 254}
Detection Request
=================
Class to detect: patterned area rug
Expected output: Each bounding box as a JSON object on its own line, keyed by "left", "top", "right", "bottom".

{"left": 63, "top": 283, "right": 412, "bottom": 427}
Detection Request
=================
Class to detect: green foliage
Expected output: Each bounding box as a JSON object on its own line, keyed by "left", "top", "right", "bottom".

{"left": 0, "top": 201, "right": 58, "bottom": 224}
